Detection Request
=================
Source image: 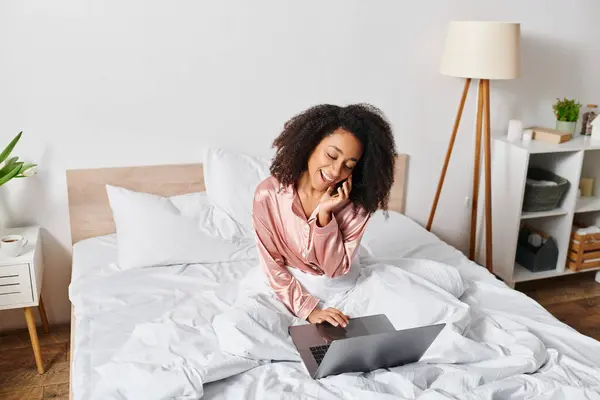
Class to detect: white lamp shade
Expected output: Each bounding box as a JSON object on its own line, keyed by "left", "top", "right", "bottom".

{"left": 440, "top": 21, "right": 520, "bottom": 80}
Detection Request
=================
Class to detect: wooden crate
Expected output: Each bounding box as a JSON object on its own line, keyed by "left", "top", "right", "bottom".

{"left": 567, "top": 227, "right": 600, "bottom": 271}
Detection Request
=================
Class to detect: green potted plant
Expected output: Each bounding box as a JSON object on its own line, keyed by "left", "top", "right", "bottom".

{"left": 0, "top": 132, "right": 37, "bottom": 188}
{"left": 552, "top": 98, "right": 582, "bottom": 134}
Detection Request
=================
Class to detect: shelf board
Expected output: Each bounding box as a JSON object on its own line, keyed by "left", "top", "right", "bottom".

{"left": 495, "top": 135, "right": 600, "bottom": 154}
{"left": 575, "top": 196, "right": 600, "bottom": 213}
{"left": 513, "top": 263, "right": 563, "bottom": 282}
{"left": 562, "top": 266, "right": 600, "bottom": 276}
{"left": 521, "top": 208, "right": 568, "bottom": 219}
{"left": 513, "top": 262, "right": 600, "bottom": 283}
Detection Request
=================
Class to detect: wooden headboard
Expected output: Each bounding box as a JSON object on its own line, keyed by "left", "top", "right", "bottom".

{"left": 66, "top": 154, "right": 408, "bottom": 244}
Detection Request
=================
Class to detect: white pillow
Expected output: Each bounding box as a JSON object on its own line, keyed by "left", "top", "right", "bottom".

{"left": 170, "top": 192, "right": 245, "bottom": 240}
{"left": 204, "top": 148, "right": 271, "bottom": 236}
{"left": 169, "top": 192, "right": 211, "bottom": 219}
{"left": 106, "top": 185, "right": 256, "bottom": 270}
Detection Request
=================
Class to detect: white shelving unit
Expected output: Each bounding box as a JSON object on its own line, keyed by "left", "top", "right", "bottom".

{"left": 575, "top": 196, "right": 600, "bottom": 213}
{"left": 490, "top": 136, "right": 600, "bottom": 287}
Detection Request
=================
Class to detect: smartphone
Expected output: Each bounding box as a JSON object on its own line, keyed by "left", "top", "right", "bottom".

{"left": 333, "top": 179, "right": 347, "bottom": 192}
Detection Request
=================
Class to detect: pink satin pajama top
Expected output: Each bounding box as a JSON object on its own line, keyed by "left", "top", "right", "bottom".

{"left": 252, "top": 176, "right": 370, "bottom": 320}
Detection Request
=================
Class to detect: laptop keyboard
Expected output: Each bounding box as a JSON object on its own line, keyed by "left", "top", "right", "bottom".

{"left": 309, "top": 345, "right": 330, "bottom": 365}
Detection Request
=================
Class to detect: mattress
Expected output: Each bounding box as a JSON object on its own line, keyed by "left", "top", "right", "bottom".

{"left": 69, "top": 211, "right": 600, "bottom": 399}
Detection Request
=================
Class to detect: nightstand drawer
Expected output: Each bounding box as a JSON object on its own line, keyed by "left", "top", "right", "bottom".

{"left": 0, "top": 264, "right": 33, "bottom": 306}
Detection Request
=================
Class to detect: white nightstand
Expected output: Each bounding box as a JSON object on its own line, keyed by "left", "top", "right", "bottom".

{"left": 0, "top": 226, "right": 48, "bottom": 374}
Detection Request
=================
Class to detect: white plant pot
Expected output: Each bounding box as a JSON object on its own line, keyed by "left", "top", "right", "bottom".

{"left": 556, "top": 120, "right": 576, "bottom": 134}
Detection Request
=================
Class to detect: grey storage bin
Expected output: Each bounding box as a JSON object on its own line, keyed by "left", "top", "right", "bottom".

{"left": 515, "top": 225, "right": 558, "bottom": 273}
{"left": 522, "top": 168, "right": 569, "bottom": 212}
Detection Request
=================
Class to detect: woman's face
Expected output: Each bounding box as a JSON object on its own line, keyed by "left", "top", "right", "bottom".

{"left": 306, "top": 128, "right": 363, "bottom": 192}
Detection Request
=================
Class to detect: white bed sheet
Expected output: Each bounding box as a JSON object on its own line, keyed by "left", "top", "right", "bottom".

{"left": 70, "top": 235, "right": 259, "bottom": 399}
{"left": 69, "top": 211, "right": 600, "bottom": 399}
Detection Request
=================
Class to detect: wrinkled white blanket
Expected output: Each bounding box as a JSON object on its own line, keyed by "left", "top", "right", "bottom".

{"left": 70, "top": 257, "right": 600, "bottom": 400}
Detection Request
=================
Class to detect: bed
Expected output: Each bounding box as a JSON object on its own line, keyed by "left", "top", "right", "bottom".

{"left": 66, "top": 152, "right": 600, "bottom": 400}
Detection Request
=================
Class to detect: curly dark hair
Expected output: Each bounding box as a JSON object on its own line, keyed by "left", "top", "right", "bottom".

{"left": 270, "top": 103, "right": 397, "bottom": 214}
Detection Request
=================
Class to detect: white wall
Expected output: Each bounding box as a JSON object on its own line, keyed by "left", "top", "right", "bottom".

{"left": 1, "top": 0, "right": 599, "bottom": 330}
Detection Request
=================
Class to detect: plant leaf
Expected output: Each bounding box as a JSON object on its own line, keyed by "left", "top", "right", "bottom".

{"left": 0, "top": 159, "right": 21, "bottom": 175}
{"left": 553, "top": 98, "right": 582, "bottom": 122}
{"left": 0, "top": 132, "right": 22, "bottom": 164}
{"left": 0, "top": 163, "right": 23, "bottom": 187}
{"left": 4, "top": 156, "right": 19, "bottom": 166}
{"left": 0, "top": 162, "right": 23, "bottom": 178}
{"left": 18, "top": 163, "right": 36, "bottom": 173}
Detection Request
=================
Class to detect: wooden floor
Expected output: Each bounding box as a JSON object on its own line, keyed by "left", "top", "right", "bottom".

{"left": 0, "top": 324, "right": 70, "bottom": 400}
{"left": 516, "top": 270, "right": 600, "bottom": 341}
{"left": 0, "top": 272, "right": 599, "bottom": 399}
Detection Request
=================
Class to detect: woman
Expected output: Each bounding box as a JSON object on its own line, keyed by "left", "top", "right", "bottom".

{"left": 252, "top": 104, "right": 397, "bottom": 328}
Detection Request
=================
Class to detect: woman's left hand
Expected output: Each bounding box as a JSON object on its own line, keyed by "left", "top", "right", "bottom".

{"left": 317, "top": 175, "right": 351, "bottom": 226}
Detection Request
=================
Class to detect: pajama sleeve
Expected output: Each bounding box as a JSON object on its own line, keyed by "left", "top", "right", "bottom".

{"left": 307, "top": 206, "right": 370, "bottom": 278}
{"left": 252, "top": 193, "right": 320, "bottom": 320}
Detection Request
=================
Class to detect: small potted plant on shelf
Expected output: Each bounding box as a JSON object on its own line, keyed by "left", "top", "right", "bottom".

{"left": 553, "top": 97, "right": 582, "bottom": 134}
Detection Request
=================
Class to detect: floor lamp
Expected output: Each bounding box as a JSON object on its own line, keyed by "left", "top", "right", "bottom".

{"left": 426, "top": 21, "right": 520, "bottom": 272}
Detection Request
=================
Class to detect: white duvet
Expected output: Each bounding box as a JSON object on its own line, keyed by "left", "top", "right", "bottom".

{"left": 69, "top": 212, "right": 600, "bottom": 400}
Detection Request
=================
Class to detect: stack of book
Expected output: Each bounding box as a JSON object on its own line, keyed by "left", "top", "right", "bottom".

{"left": 529, "top": 127, "right": 572, "bottom": 144}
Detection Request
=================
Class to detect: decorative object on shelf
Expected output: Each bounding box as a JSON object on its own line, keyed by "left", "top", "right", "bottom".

{"left": 581, "top": 104, "right": 597, "bottom": 136}
{"left": 522, "top": 167, "right": 569, "bottom": 212}
{"left": 579, "top": 177, "right": 594, "bottom": 197}
{"left": 592, "top": 116, "right": 600, "bottom": 141}
{"left": 428, "top": 20, "right": 520, "bottom": 272}
{"left": 0, "top": 131, "right": 37, "bottom": 187}
{"left": 507, "top": 119, "right": 523, "bottom": 141}
{"left": 529, "top": 126, "right": 572, "bottom": 143}
{"left": 522, "top": 129, "right": 533, "bottom": 142}
{"left": 516, "top": 224, "right": 558, "bottom": 273}
{"left": 552, "top": 97, "right": 582, "bottom": 134}
{"left": 568, "top": 224, "right": 600, "bottom": 272}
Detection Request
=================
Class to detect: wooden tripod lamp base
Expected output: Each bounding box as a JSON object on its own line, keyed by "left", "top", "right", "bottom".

{"left": 431, "top": 20, "right": 520, "bottom": 273}
{"left": 426, "top": 78, "right": 494, "bottom": 272}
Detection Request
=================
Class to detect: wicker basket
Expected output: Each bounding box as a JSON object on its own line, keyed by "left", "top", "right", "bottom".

{"left": 522, "top": 168, "right": 570, "bottom": 212}
{"left": 567, "top": 225, "right": 600, "bottom": 271}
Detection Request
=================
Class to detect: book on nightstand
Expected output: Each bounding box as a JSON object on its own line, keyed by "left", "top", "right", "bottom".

{"left": 529, "top": 127, "right": 572, "bottom": 144}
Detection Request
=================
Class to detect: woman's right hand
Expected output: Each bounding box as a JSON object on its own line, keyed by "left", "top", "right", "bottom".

{"left": 318, "top": 175, "right": 352, "bottom": 216}
{"left": 307, "top": 307, "right": 349, "bottom": 327}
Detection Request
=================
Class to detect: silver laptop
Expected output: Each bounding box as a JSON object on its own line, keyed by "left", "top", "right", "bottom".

{"left": 289, "top": 314, "right": 444, "bottom": 379}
